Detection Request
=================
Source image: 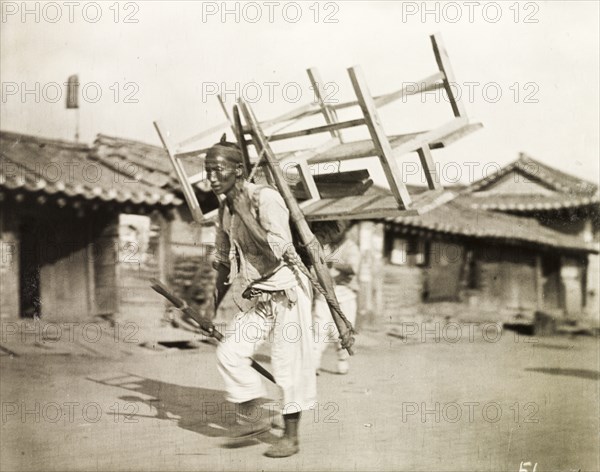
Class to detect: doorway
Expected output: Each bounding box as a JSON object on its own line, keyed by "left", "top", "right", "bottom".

{"left": 19, "top": 220, "right": 41, "bottom": 318}
{"left": 542, "top": 254, "right": 564, "bottom": 311}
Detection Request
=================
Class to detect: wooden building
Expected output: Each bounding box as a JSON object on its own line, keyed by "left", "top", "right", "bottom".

{"left": 368, "top": 154, "right": 598, "bottom": 323}
{"left": 90, "top": 134, "right": 219, "bottom": 315}
{"left": 8, "top": 130, "right": 592, "bottom": 329}
{"left": 0, "top": 131, "right": 181, "bottom": 325}
{"left": 97, "top": 136, "right": 598, "bottom": 326}
{"left": 460, "top": 153, "right": 599, "bottom": 318}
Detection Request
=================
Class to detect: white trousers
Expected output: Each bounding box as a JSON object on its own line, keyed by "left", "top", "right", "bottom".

{"left": 313, "top": 294, "right": 357, "bottom": 369}
{"left": 216, "top": 275, "right": 316, "bottom": 414}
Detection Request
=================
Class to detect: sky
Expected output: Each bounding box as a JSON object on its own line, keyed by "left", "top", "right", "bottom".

{"left": 1, "top": 0, "right": 599, "bottom": 187}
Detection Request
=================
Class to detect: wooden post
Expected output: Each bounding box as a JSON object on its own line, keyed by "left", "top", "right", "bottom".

{"left": 153, "top": 121, "right": 204, "bottom": 223}
{"left": 358, "top": 221, "right": 374, "bottom": 328}
{"left": 178, "top": 121, "right": 229, "bottom": 148}
{"left": 217, "top": 95, "right": 236, "bottom": 136}
{"left": 155, "top": 210, "right": 168, "bottom": 292}
{"left": 372, "top": 222, "right": 385, "bottom": 324}
{"left": 86, "top": 218, "right": 96, "bottom": 315}
{"left": 431, "top": 33, "right": 466, "bottom": 118}
{"left": 348, "top": 66, "right": 412, "bottom": 209}
{"left": 535, "top": 254, "right": 543, "bottom": 312}
{"left": 306, "top": 67, "right": 343, "bottom": 143}
{"left": 417, "top": 144, "right": 442, "bottom": 190}
{"left": 232, "top": 105, "right": 252, "bottom": 177}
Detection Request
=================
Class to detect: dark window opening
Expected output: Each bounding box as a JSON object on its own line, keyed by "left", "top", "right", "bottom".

{"left": 466, "top": 250, "right": 479, "bottom": 290}
{"left": 19, "top": 221, "right": 41, "bottom": 318}
{"left": 386, "top": 234, "right": 428, "bottom": 267}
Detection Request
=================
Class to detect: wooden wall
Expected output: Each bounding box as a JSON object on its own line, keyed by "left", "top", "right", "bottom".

{"left": 531, "top": 208, "right": 598, "bottom": 319}
{"left": 383, "top": 265, "right": 424, "bottom": 312}
{"left": 560, "top": 255, "right": 587, "bottom": 317}
{"left": 38, "top": 215, "right": 89, "bottom": 322}
{"left": 166, "top": 207, "right": 216, "bottom": 316}
{"left": 0, "top": 194, "right": 206, "bottom": 327}
{"left": 424, "top": 241, "right": 465, "bottom": 302}
{"left": 472, "top": 245, "right": 537, "bottom": 313}
{"left": 586, "top": 216, "right": 600, "bottom": 319}
{"left": 116, "top": 211, "right": 167, "bottom": 326}
{"left": 376, "top": 225, "right": 590, "bottom": 321}
{"left": 92, "top": 212, "right": 119, "bottom": 315}
{"left": 586, "top": 253, "right": 599, "bottom": 319}
{"left": 0, "top": 198, "right": 101, "bottom": 321}
{"left": 357, "top": 222, "right": 385, "bottom": 325}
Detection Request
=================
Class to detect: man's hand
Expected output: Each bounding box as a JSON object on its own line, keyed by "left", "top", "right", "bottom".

{"left": 330, "top": 262, "right": 355, "bottom": 285}
{"left": 334, "top": 272, "right": 353, "bottom": 285}
{"left": 213, "top": 264, "right": 230, "bottom": 310}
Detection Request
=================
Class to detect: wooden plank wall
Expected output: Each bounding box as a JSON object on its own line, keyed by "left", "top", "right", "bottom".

{"left": 424, "top": 241, "right": 465, "bottom": 302}
{"left": 166, "top": 207, "right": 215, "bottom": 314}
{"left": 39, "top": 216, "right": 89, "bottom": 322}
{"left": 383, "top": 265, "right": 424, "bottom": 312}
{"left": 117, "top": 211, "right": 167, "bottom": 324}
{"left": 561, "top": 255, "right": 586, "bottom": 317}
{"left": 357, "top": 222, "right": 385, "bottom": 325}
{"left": 1, "top": 200, "right": 97, "bottom": 322}
{"left": 93, "top": 213, "right": 119, "bottom": 316}
{"left": 586, "top": 253, "right": 599, "bottom": 318}
{"left": 474, "top": 245, "right": 537, "bottom": 314}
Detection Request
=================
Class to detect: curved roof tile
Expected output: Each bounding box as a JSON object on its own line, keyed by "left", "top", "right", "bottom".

{"left": 0, "top": 131, "right": 182, "bottom": 207}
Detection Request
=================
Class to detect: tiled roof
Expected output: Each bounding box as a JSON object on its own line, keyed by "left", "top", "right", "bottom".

{"left": 92, "top": 134, "right": 211, "bottom": 192}
{"left": 459, "top": 153, "right": 599, "bottom": 212}
{"left": 385, "top": 199, "right": 596, "bottom": 253}
{"left": 0, "top": 131, "right": 180, "bottom": 206}
{"left": 465, "top": 153, "right": 598, "bottom": 196}
{"left": 457, "top": 193, "right": 600, "bottom": 212}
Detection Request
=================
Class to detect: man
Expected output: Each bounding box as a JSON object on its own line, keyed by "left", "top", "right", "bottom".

{"left": 207, "top": 135, "right": 316, "bottom": 458}
{"left": 312, "top": 221, "right": 360, "bottom": 374}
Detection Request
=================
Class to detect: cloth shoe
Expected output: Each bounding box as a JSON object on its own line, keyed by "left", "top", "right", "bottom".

{"left": 264, "top": 437, "right": 299, "bottom": 458}
{"left": 264, "top": 412, "right": 300, "bottom": 458}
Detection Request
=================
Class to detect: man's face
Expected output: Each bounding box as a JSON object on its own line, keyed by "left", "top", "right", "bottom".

{"left": 205, "top": 155, "right": 239, "bottom": 195}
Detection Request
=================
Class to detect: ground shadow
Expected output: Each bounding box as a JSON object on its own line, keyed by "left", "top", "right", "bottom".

{"left": 532, "top": 343, "right": 577, "bottom": 351}
{"left": 318, "top": 368, "right": 342, "bottom": 375}
{"left": 503, "top": 323, "right": 535, "bottom": 336}
{"left": 525, "top": 367, "right": 600, "bottom": 380}
{"left": 87, "top": 373, "right": 279, "bottom": 445}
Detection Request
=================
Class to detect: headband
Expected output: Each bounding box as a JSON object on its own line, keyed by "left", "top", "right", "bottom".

{"left": 205, "top": 133, "right": 242, "bottom": 164}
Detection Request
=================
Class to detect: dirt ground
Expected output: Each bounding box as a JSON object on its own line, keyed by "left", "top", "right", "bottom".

{"left": 1, "top": 325, "right": 598, "bottom": 472}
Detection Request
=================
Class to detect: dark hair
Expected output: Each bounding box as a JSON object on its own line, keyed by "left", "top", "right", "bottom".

{"left": 311, "top": 220, "right": 351, "bottom": 245}
{"left": 205, "top": 133, "right": 242, "bottom": 162}
{"left": 216, "top": 133, "right": 241, "bottom": 151}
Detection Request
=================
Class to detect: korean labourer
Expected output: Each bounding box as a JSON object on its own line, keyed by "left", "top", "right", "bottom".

{"left": 207, "top": 134, "right": 316, "bottom": 458}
